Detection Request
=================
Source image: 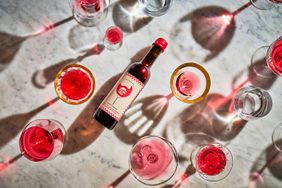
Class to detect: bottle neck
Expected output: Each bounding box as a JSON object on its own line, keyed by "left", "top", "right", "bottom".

{"left": 141, "top": 45, "right": 162, "bottom": 67}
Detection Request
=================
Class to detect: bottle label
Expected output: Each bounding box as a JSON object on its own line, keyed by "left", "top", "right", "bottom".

{"left": 99, "top": 73, "right": 144, "bottom": 121}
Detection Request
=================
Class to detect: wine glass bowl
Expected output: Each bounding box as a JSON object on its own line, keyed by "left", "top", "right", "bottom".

{"left": 266, "top": 36, "right": 282, "bottom": 76}
{"left": 19, "top": 119, "right": 66, "bottom": 162}
{"left": 272, "top": 123, "right": 282, "bottom": 152}
{"left": 129, "top": 135, "right": 178, "bottom": 186}
{"left": 170, "top": 62, "right": 211, "bottom": 104}
{"left": 190, "top": 143, "right": 233, "bottom": 182}
{"left": 54, "top": 64, "right": 95, "bottom": 105}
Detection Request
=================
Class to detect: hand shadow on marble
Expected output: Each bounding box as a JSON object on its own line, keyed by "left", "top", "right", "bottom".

{"left": 0, "top": 16, "right": 73, "bottom": 73}
{"left": 170, "top": 6, "right": 235, "bottom": 63}
{"left": 61, "top": 46, "right": 151, "bottom": 154}
{"left": 31, "top": 44, "right": 104, "bottom": 89}
{"left": 112, "top": 0, "right": 152, "bottom": 33}
{"left": 163, "top": 93, "right": 247, "bottom": 161}
{"left": 0, "top": 97, "right": 59, "bottom": 149}
{"left": 104, "top": 170, "right": 130, "bottom": 187}
{"left": 248, "top": 140, "right": 282, "bottom": 188}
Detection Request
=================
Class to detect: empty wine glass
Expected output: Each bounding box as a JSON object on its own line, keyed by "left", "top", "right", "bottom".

{"left": 190, "top": 143, "right": 233, "bottom": 182}
{"left": 272, "top": 123, "right": 282, "bottom": 151}
{"left": 129, "top": 135, "right": 178, "bottom": 186}
{"left": 0, "top": 119, "right": 66, "bottom": 170}
{"left": 69, "top": 0, "right": 108, "bottom": 27}
{"left": 233, "top": 86, "right": 272, "bottom": 121}
{"left": 54, "top": 63, "right": 95, "bottom": 105}
{"left": 170, "top": 62, "right": 211, "bottom": 104}
{"left": 251, "top": 0, "right": 282, "bottom": 10}
{"left": 138, "top": 0, "right": 173, "bottom": 17}
{"left": 103, "top": 26, "right": 123, "bottom": 51}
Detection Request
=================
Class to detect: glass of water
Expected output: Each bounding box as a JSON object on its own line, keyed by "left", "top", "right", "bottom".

{"left": 69, "top": 0, "right": 108, "bottom": 27}
{"left": 138, "top": 0, "right": 173, "bottom": 17}
{"left": 233, "top": 86, "right": 272, "bottom": 121}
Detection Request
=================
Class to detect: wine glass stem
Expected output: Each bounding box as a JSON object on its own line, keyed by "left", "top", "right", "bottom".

{"left": 257, "top": 151, "right": 280, "bottom": 174}
{"left": 7, "top": 153, "right": 24, "bottom": 165}
{"left": 165, "top": 92, "right": 174, "bottom": 100}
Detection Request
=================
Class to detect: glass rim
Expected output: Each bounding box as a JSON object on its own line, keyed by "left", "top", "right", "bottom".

{"left": 128, "top": 135, "right": 179, "bottom": 186}
{"left": 190, "top": 143, "right": 233, "bottom": 182}
{"left": 272, "top": 123, "right": 282, "bottom": 152}
{"left": 170, "top": 62, "right": 211, "bottom": 104}
{"left": 54, "top": 63, "right": 95, "bottom": 105}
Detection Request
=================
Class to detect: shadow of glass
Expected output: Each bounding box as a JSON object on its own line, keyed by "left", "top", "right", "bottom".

{"left": 170, "top": 6, "right": 235, "bottom": 62}
{"left": 112, "top": 0, "right": 152, "bottom": 33}
{"left": 0, "top": 16, "right": 73, "bottom": 72}
{"left": 0, "top": 97, "right": 59, "bottom": 149}
{"left": 114, "top": 94, "right": 170, "bottom": 144}
{"left": 104, "top": 170, "right": 130, "bottom": 188}
{"left": 31, "top": 44, "right": 104, "bottom": 89}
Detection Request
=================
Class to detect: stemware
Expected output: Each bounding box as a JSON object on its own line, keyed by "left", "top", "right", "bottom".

{"left": 170, "top": 62, "right": 211, "bottom": 104}
{"left": 0, "top": 119, "right": 66, "bottom": 170}
{"left": 103, "top": 26, "right": 123, "bottom": 51}
{"left": 129, "top": 135, "right": 178, "bottom": 186}
{"left": 69, "top": 0, "right": 108, "bottom": 27}
{"left": 190, "top": 143, "right": 233, "bottom": 182}
{"left": 54, "top": 63, "right": 95, "bottom": 105}
{"left": 138, "top": 0, "right": 173, "bottom": 17}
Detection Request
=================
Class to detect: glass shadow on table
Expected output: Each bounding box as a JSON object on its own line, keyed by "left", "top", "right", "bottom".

{"left": 0, "top": 16, "right": 73, "bottom": 73}
{"left": 0, "top": 97, "right": 59, "bottom": 149}
{"left": 112, "top": 0, "right": 152, "bottom": 33}
{"left": 31, "top": 44, "right": 104, "bottom": 89}
{"left": 249, "top": 139, "right": 282, "bottom": 188}
{"left": 170, "top": 6, "right": 236, "bottom": 63}
{"left": 62, "top": 46, "right": 151, "bottom": 154}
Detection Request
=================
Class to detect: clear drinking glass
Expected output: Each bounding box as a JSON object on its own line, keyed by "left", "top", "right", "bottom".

{"left": 138, "top": 0, "right": 173, "bottom": 17}
{"left": 251, "top": 0, "right": 282, "bottom": 10}
{"left": 69, "top": 0, "right": 108, "bottom": 27}
{"left": 233, "top": 86, "right": 272, "bottom": 121}
{"left": 54, "top": 64, "right": 95, "bottom": 105}
{"left": 103, "top": 26, "right": 123, "bottom": 51}
{"left": 0, "top": 119, "right": 66, "bottom": 170}
{"left": 129, "top": 135, "right": 178, "bottom": 186}
{"left": 190, "top": 143, "right": 233, "bottom": 182}
{"left": 272, "top": 123, "right": 282, "bottom": 151}
{"left": 170, "top": 62, "right": 211, "bottom": 104}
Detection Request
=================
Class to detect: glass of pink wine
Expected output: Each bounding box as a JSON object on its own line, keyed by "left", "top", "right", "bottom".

{"left": 103, "top": 26, "right": 123, "bottom": 51}
{"left": 0, "top": 119, "right": 66, "bottom": 170}
{"left": 170, "top": 62, "right": 211, "bottom": 104}
{"left": 251, "top": 36, "right": 282, "bottom": 78}
{"left": 251, "top": 0, "right": 282, "bottom": 10}
{"left": 190, "top": 143, "right": 233, "bottom": 182}
{"left": 54, "top": 63, "right": 95, "bottom": 105}
{"left": 129, "top": 135, "right": 178, "bottom": 186}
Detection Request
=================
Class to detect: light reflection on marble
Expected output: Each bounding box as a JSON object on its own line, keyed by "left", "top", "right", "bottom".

{"left": 0, "top": 0, "right": 282, "bottom": 187}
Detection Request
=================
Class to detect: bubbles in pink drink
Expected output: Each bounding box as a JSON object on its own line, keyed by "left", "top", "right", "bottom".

{"left": 176, "top": 71, "right": 200, "bottom": 97}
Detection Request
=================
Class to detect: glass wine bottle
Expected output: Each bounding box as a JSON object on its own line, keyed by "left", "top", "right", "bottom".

{"left": 93, "top": 38, "right": 168, "bottom": 129}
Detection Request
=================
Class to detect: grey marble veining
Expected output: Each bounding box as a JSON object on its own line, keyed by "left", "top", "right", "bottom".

{"left": 0, "top": 0, "right": 282, "bottom": 187}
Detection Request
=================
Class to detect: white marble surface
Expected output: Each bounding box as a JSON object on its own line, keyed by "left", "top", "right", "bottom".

{"left": 0, "top": 0, "right": 282, "bottom": 187}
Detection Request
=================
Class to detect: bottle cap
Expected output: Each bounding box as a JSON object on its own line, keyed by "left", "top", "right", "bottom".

{"left": 154, "top": 38, "right": 168, "bottom": 52}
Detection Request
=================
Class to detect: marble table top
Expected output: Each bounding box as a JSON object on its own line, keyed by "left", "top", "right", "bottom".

{"left": 0, "top": 0, "right": 282, "bottom": 187}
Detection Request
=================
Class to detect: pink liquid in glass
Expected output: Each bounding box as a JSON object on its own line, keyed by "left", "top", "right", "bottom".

{"left": 196, "top": 145, "right": 227, "bottom": 176}
{"left": 105, "top": 27, "right": 123, "bottom": 45}
{"left": 19, "top": 126, "right": 64, "bottom": 161}
{"left": 130, "top": 138, "right": 174, "bottom": 180}
{"left": 176, "top": 71, "right": 200, "bottom": 97}
{"left": 60, "top": 69, "right": 92, "bottom": 100}
{"left": 267, "top": 38, "right": 282, "bottom": 75}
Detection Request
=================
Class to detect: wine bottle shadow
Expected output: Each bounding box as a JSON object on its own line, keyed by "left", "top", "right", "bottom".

{"left": 249, "top": 139, "right": 282, "bottom": 186}
{"left": 170, "top": 6, "right": 235, "bottom": 63}
{"left": 163, "top": 93, "right": 247, "bottom": 162}
{"left": 0, "top": 97, "right": 59, "bottom": 149}
{"left": 112, "top": 0, "right": 152, "bottom": 33}
{"left": 0, "top": 16, "right": 73, "bottom": 73}
{"left": 31, "top": 44, "right": 105, "bottom": 89}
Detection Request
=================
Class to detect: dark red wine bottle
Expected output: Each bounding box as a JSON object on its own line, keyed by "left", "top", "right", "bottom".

{"left": 94, "top": 38, "right": 168, "bottom": 129}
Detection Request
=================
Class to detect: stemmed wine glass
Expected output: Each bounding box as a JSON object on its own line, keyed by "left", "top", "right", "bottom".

{"left": 69, "top": 0, "right": 108, "bottom": 27}
{"left": 129, "top": 135, "right": 178, "bottom": 186}
{"left": 251, "top": 36, "right": 282, "bottom": 78}
{"left": 251, "top": 0, "right": 282, "bottom": 10}
{"left": 190, "top": 143, "right": 233, "bottom": 182}
{"left": 170, "top": 62, "right": 211, "bottom": 104}
{"left": 54, "top": 63, "right": 95, "bottom": 105}
{"left": 0, "top": 119, "right": 66, "bottom": 170}
{"left": 103, "top": 26, "right": 123, "bottom": 51}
